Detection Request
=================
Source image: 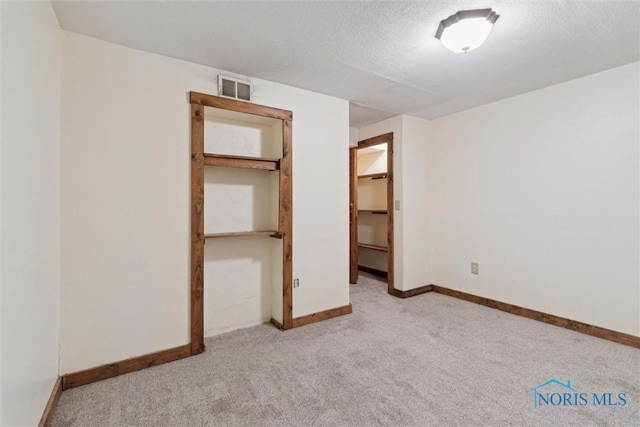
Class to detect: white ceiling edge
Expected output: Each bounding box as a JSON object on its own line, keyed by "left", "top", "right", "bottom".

{"left": 50, "top": 1, "right": 640, "bottom": 129}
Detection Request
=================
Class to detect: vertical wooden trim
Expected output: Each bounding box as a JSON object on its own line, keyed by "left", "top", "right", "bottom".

{"left": 349, "top": 147, "right": 358, "bottom": 284}
{"left": 281, "top": 119, "right": 293, "bottom": 329}
{"left": 38, "top": 377, "right": 62, "bottom": 427}
{"left": 190, "top": 103, "right": 205, "bottom": 354}
{"left": 386, "top": 135, "right": 395, "bottom": 295}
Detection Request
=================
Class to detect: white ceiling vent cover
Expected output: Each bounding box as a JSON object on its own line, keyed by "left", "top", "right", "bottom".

{"left": 218, "top": 75, "right": 252, "bottom": 101}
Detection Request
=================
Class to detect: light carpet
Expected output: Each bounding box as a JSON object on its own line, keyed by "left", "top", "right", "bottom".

{"left": 52, "top": 274, "right": 640, "bottom": 426}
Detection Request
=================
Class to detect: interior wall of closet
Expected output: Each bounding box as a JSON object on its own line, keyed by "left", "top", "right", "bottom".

{"left": 203, "top": 107, "right": 285, "bottom": 335}
{"left": 356, "top": 146, "right": 389, "bottom": 274}
{"left": 350, "top": 133, "right": 394, "bottom": 293}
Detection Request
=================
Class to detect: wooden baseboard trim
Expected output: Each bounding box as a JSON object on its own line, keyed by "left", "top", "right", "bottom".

{"left": 357, "top": 265, "right": 388, "bottom": 279}
{"left": 431, "top": 285, "right": 640, "bottom": 349}
{"left": 292, "top": 304, "right": 353, "bottom": 328}
{"left": 389, "top": 284, "right": 433, "bottom": 299}
{"left": 270, "top": 318, "right": 284, "bottom": 330}
{"left": 61, "top": 343, "right": 192, "bottom": 390}
{"left": 38, "top": 377, "right": 62, "bottom": 427}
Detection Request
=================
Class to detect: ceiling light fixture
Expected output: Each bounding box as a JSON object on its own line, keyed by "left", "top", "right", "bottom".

{"left": 435, "top": 9, "right": 499, "bottom": 53}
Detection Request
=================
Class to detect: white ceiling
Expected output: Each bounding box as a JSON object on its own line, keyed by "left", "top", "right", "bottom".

{"left": 52, "top": 1, "right": 640, "bottom": 127}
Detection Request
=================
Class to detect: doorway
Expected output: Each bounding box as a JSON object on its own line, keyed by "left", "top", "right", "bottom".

{"left": 349, "top": 132, "right": 394, "bottom": 294}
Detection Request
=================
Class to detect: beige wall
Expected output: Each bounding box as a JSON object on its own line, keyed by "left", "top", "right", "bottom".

{"left": 3, "top": 10, "right": 637, "bottom": 419}
{"left": 400, "top": 115, "right": 434, "bottom": 290}
{"left": 1, "top": 1, "right": 61, "bottom": 424}
{"left": 357, "top": 115, "right": 435, "bottom": 291}
{"left": 60, "top": 32, "right": 349, "bottom": 373}
{"left": 358, "top": 62, "right": 639, "bottom": 336}
{"left": 431, "top": 62, "right": 639, "bottom": 336}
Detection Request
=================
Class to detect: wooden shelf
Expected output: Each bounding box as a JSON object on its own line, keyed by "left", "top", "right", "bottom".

{"left": 357, "top": 243, "right": 388, "bottom": 252}
{"left": 203, "top": 153, "right": 280, "bottom": 171}
{"left": 205, "top": 231, "right": 282, "bottom": 239}
{"left": 358, "top": 172, "right": 387, "bottom": 180}
{"left": 358, "top": 210, "right": 388, "bottom": 215}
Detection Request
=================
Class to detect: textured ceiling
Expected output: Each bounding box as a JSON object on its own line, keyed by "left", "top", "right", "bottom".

{"left": 52, "top": 1, "right": 640, "bottom": 127}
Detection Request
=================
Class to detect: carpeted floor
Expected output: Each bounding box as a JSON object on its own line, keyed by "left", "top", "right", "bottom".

{"left": 52, "top": 274, "right": 639, "bottom": 426}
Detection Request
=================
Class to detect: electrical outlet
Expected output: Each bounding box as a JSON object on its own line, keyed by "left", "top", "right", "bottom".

{"left": 293, "top": 278, "right": 299, "bottom": 288}
{"left": 471, "top": 262, "right": 479, "bottom": 275}
{"left": 395, "top": 200, "right": 400, "bottom": 211}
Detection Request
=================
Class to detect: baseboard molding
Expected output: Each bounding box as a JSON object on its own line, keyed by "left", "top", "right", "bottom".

{"left": 60, "top": 306, "right": 353, "bottom": 391}
{"left": 292, "top": 304, "right": 353, "bottom": 328}
{"left": 384, "top": 282, "right": 640, "bottom": 348}
{"left": 270, "top": 318, "right": 284, "bottom": 330}
{"left": 358, "top": 265, "right": 388, "bottom": 279}
{"left": 62, "top": 343, "right": 192, "bottom": 390}
{"left": 389, "top": 284, "right": 433, "bottom": 299}
{"left": 430, "top": 285, "right": 640, "bottom": 349}
{"left": 58, "top": 284, "right": 637, "bottom": 395}
{"left": 38, "top": 377, "right": 62, "bottom": 427}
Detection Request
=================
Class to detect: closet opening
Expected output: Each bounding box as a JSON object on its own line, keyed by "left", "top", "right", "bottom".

{"left": 349, "top": 133, "right": 394, "bottom": 294}
{"left": 190, "top": 92, "right": 293, "bottom": 355}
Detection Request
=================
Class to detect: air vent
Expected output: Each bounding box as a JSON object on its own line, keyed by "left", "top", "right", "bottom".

{"left": 218, "top": 75, "right": 252, "bottom": 101}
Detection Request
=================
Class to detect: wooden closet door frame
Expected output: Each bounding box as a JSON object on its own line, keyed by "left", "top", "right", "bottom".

{"left": 189, "top": 91, "right": 293, "bottom": 354}
{"left": 349, "top": 132, "right": 394, "bottom": 294}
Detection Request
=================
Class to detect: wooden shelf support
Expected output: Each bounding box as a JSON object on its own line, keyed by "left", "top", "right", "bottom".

{"left": 358, "top": 172, "right": 387, "bottom": 180}
{"left": 357, "top": 243, "right": 389, "bottom": 252}
{"left": 358, "top": 210, "right": 388, "bottom": 215}
{"left": 203, "top": 153, "right": 280, "bottom": 171}
{"left": 204, "top": 231, "right": 282, "bottom": 239}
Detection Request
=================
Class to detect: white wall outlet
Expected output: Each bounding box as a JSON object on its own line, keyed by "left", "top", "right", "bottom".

{"left": 395, "top": 200, "right": 400, "bottom": 211}
{"left": 293, "top": 278, "right": 299, "bottom": 288}
{"left": 471, "top": 262, "right": 479, "bottom": 275}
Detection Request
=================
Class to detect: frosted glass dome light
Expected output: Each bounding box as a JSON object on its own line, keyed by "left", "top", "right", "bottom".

{"left": 436, "top": 9, "right": 499, "bottom": 53}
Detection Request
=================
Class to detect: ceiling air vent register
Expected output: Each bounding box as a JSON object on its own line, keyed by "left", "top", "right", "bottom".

{"left": 218, "top": 75, "right": 252, "bottom": 101}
